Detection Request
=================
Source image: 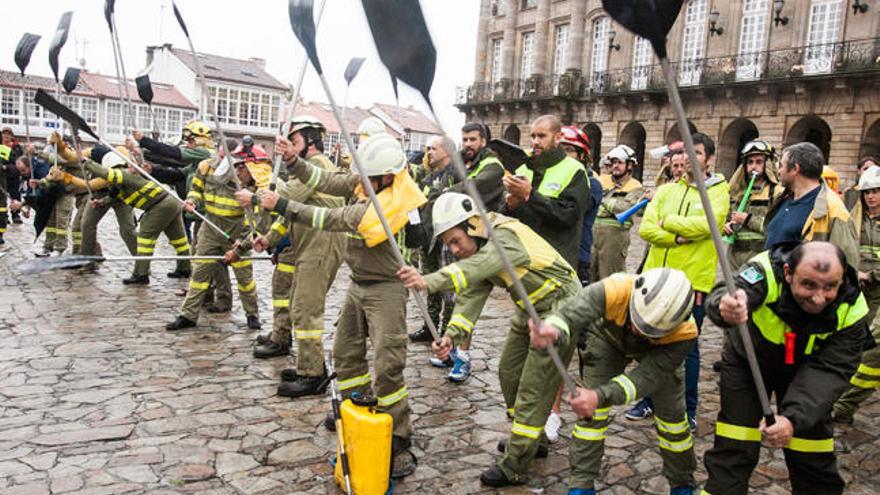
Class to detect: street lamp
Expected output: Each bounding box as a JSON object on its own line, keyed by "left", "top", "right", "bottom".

{"left": 709, "top": 8, "right": 724, "bottom": 36}
{"left": 852, "top": 0, "right": 869, "bottom": 15}
{"left": 774, "top": 0, "right": 789, "bottom": 27}
{"left": 608, "top": 30, "right": 621, "bottom": 52}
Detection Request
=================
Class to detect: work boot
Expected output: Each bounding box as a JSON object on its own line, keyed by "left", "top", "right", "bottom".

{"left": 166, "top": 315, "right": 197, "bottom": 331}
{"left": 712, "top": 360, "right": 723, "bottom": 372}
{"left": 323, "top": 413, "right": 336, "bottom": 431}
{"left": 166, "top": 269, "right": 191, "bottom": 279}
{"left": 253, "top": 341, "right": 290, "bottom": 359}
{"left": 255, "top": 333, "right": 273, "bottom": 346}
{"left": 408, "top": 325, "right": 433, "bottom": 343}
{"left": 277, "top": 370, "right": 329, "bottom": 398}
{"left": 246, "top": 315, "right": 261, "bottom": 330}
{"left": 206, "top": 303, "right": 231, "bottom": 313}
{"left": 391, "top": 436, "right": 416, "bottom": 479}
{"left": 35, "top": 247, "right": 52, "bottom": 257}
{"left": 122, "top": 274, "right": 150, "bottom": 285}
{"left": 11, "top": 212, "right": 22, "bottom": 224}
{"left": 479, "top": 465, "right": 522, "bottom": 487}
{"left": 496, "top": 439, "right": 548, "bottom": 458}
{"left": 280, "top": 368, "right": 298, "bottom": 381}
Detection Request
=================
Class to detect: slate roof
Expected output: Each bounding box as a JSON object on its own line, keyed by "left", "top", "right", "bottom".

{"left": 169, "top": 47, "right": 287, "bottom": 91}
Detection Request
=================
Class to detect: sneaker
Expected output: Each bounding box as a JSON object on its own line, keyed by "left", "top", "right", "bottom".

{"left": 448, "top": 350, "right": 471, "bottom": 382}
{"left": 625, "top": 400, "right": 653, "bottom": 421}
{"left": 568, "top": 490, "right": 596, "bottom": 495}
{"left": 687, "top": 415, "right": 697, "bottom": 433}
{"left": 544, "top": 412, "right": 562, "bottom": 443}
{"left": 430, "top": 348, "right": 456, "bottom": 368}
{"left": 670, "top": 486, "right": 694, "bottom": 495}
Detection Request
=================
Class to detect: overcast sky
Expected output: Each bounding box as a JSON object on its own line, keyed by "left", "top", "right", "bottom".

{"left": 1, "top": 0, "right": 479, "bottom": 135}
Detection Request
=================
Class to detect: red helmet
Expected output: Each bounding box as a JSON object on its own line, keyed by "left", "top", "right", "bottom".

{"left": 231, "top": 143, "right": 270, "bottom": 164}
{"left": 560, "top": 126, "right": 591, "bottom": 154}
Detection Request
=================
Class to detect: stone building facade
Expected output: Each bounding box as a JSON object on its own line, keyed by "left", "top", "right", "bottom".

{"left": 456, "top": 0, "right": 880, "bottom": 186}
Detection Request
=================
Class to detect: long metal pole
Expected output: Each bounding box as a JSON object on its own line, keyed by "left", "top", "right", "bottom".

{"left": 659, "top": 58, "right": 775, "bottom": 425}
{"left": 424, "top": 108, "right": 577, "bottom": 395}
{"left": 20, "top": 83, "right": 35, "bottom": 179}
{"left": 109, "top": 16, "right": 136, "bottom": 133}
{"left": 270, "top": 0, "right": 328, "bottom": 190}
{"left": 315, "top": 73, "right": 442, "bottom": 345}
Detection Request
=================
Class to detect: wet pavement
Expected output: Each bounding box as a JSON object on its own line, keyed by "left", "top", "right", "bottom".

{"left": 0, "top": 215, "right": 877, "bottom": 494}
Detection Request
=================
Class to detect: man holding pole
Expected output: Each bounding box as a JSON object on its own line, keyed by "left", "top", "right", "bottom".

{"left": 238, "top": 132, "right": 425, "bottom": 476}
{"left": 702, "top": 242, "right": 869, "bottom": 495}
{"left": 723, "top": 140, "right": 781, "bottom": 270}
{"left": 592, "top": 144, "right": 645, "bottom": 280}
{"left": 398, "top": 192, "right": 580, "bottom": 488}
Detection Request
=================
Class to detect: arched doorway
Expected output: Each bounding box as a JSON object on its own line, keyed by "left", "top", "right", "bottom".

{"left": 785, "top": 115, "right": 832, "bottom": 163}
{"left": 582, "top": 122, "right": 603, "bottom": 172}
{"left": 665, "top": 120, "right": 698, "bottom": 144}
{"left": 619, "top": 121, "right": 647, "bottom": 181}
{"left": 860, "top": 118, "right": 880, "bottom": 160}
{"left": 503, "top": 124, "right": 521, "bottom": 146}
{"left": 718, "top": 118, "right": 760, "bottom": 178}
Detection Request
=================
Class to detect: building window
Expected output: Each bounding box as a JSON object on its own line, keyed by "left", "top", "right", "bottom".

{"left": 519, "top": 31, "right": 534, "bottom": 96}
{"left": 521, "top": 0, "right": 536, "bottom": 10}
{"left": 490, "top": 38, "right": 503, "bottom": 85}
{"left": 590, "top": 16, "right": 611, "bottom": 91}
{"left": 57, "top": 94, "right": 99, "bottom": 129}
{"left": 631, "top": 36, "right": 653, "bottom": 90}
{"left": 804, "top": 0, "right": 842, "bottom": 74}
{"left": 208, "top": 85, "right": 281, "bottom": 130}
{"left": 679, "top": 0, "right": 707, "bottom": 86}
{"left": 737, "top": 0, "right": 769, "bottom": 81}
{"left": 106, "top": 101, "right": 194, "bottom": 142}
{"left": 553, "top": 24, "right": 570, "bottom": 76}
{"left": 491, "top": 0, "right": 505, "bottom": 16}
{"left": 0, "top": 88, "right": 20, "bottom": 125}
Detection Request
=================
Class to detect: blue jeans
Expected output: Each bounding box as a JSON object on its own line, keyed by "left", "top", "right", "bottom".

{"left": 636, "top": 292, "right": 705, "bottom": 420}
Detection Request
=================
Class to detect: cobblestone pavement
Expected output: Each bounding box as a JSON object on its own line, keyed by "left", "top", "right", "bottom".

{"left": 0, "top": 215, "right": 878, "bottom": 495}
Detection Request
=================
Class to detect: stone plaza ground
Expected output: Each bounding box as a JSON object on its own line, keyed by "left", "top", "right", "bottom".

{"left": 0, "top": 215, "right": 878, "bottom": 494}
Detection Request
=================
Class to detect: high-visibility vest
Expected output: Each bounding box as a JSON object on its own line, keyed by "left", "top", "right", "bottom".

{"left": 514, "top": 156, "right": 585, "bottom": 199}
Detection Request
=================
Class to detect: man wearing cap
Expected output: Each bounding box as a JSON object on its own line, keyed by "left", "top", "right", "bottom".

{"left": 239, "top": 132, "right": 426, "bottom": 477}
{"left": 397, "top": 191, "right": 580, "bottom": 488}
{"left": 723, "top": 140, "right": 782, "bottom": 270}
{"left": 530, "top": 268, "right": 699, "bottom": 495}
{"left": 246, "top": 115, "right": 347, "bottom": 402}
{"left": 592, "top": 144, "right": 645, "bottom": 280}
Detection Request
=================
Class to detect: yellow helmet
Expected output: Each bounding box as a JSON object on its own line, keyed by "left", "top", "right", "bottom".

{"left": 822, "top": 165, "right": 840, "bottom": 193}
{"left": 183, "top": 120, "right": 212, "bottom": 139}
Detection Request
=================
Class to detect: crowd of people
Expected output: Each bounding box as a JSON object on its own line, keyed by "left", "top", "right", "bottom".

{"left": 1, "top": 111, "right": 878, "bottom": 494}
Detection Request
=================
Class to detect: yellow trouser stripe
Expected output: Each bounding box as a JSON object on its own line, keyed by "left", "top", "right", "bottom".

{"left": 593, "top": 407, "right": 611, "bottom": 421}
{"left": 787, "top": 437, "right": 834, "bottom": 453}
{"left": 338, "top": 373, "right": 371, "bottom": 391}
{"left": 170, "top": 236, "right": 189, "bottom": 246}
{"left": 573, "top": 424, "right": 608, "bottom": 441}
{"left": 655, "top": 416, "right": 690, "bottom": 435}
{"left": 189, "top": 280, "right": 209, "bottom": 290}
{"left": 715, "top": 421, "right": 761, "bottom": 442}
{"left": 277, "top": 263, "right": 295, "bottom": 273}
{"left": 377, "top": 386, "right": 409, "bottom": 407}
{"left": 658, "top": 434, "right": 694, "bottom": 453}
{"left": 137, "top": 237, "right": 157, "bottom": 245}
{"left": 174, "top": 244, "right": 190, "bottom": 253}
{"left": 511, "top": 421, "right": 542, "bottom": 439}
{"left": 295, "top": 329, "right": 323, "bottom": 339}
{"left": 612, "top": 374, "right": 637, "bottom": 404}
{"left": 231, "top": 260, "right": 253, "bottom": 268}
{"left": 700, "top": 491, "right": 713, "bottom": 495}
{"left": 506, "top": 407, "right": 515, "bottom": 417}
{"left": 857, "top": 363, "right": 880, "bottom": 376}
{"left": 71, "top": 232, "right": 82, "bottom": 238}
{"left": 271, "top": 221, "right": 287, "bottom": 236}
{"left": 205, "top": 204, "right": 243, "bottom": 217}
{"left": 45, "top": 227, "right": 67, "bottom": 234}
{"left": 850, "top": 377, "right": 880, "bottom": 389}
{"left": 237, "top": 280, "right": 256, "bottom": 292}
{"left": 272, "top": 299, "right": 290, "bottom": 308}
{"left": 137, "top": 247, "right": 155, "bottom": 254}
{"left": 204, "top": 193, "right": 240, "bottom": 206}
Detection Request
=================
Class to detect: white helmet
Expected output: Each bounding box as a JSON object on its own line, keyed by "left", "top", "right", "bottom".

{"left": 629, "top": 268, "right": 694, "bottom": 339}
{"left": 605, "top": 144, "right": 638, "bottom": 165}
{"left": 357, "top": 116, "right": 386, "bottom": 138}
{"left": 431, "top": 192, "right": 477, "bottom": 238}
{"left": 281, "top": 114, "right": 325, "bottom": 137}
{"left": 102, "top": 147, "right": 130, "bottom": 169}
{"left": 858, "top": 165, "right": 880, "bottom": 191}
{"left": 356, "top": 133, "right": 406, "bottom": 177}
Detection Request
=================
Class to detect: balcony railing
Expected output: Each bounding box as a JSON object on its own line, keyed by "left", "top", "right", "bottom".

{"left": 456, "top": 37, "right": 880, "bottom": 105}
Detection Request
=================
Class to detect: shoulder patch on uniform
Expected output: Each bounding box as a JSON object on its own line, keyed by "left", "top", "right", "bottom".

{"left": 739, "top": 266, "right": 764, "bottom": 285}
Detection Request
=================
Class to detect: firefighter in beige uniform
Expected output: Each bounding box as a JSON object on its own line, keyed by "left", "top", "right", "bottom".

{"left": 248, "top": 116, "right": 347, "bottom": 400}
{"left": 592, "top": 144, "right": 645, "bottom": 280}
{"left": 237, "top": 133, "right": 425, "bottom": 474}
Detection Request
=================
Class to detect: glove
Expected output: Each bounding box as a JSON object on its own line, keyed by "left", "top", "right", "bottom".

{"left": 46, "top": 166, "right": 65, "bottom": 183}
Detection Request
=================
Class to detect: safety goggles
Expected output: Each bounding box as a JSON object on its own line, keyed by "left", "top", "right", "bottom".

{"left": 741, "top": 140, "right": 774, "bottom": 156}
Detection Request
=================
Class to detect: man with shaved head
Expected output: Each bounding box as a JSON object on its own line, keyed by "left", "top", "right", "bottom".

{"left": 702, "top": 241, "right": 871, "bottom": 495}
{"left": 503, "top": 114, "right": 591, "bottom": 268}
